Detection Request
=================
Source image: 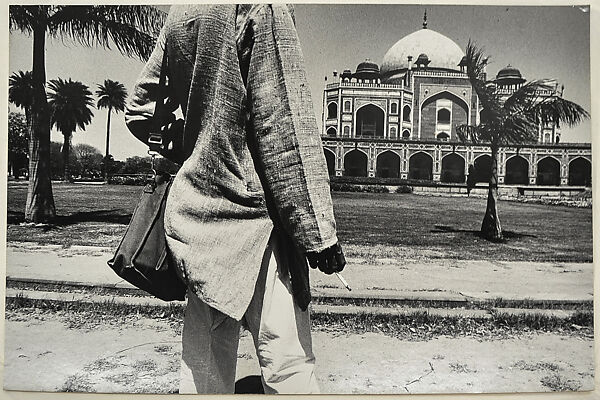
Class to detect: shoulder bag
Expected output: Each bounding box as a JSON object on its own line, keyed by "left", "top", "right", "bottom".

{"left": 107, "top": 42, "right": 187, "bottom": 301}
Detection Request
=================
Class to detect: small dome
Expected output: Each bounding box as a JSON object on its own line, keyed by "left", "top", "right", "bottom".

{"left": 356, "top": 59, "right": 380, "bottom": 74}
{"left": 354, "top": 59, "right": 380, "bottom": 80}
{"left": 495, "top": 65, "right": 525, "bottom": 85}
{"left": 415, "top": 53, "right": 430, "bottom": 66}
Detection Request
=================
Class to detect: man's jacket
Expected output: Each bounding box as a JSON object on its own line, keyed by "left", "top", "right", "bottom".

{"left": 125, "top": 4, "right": 338, "bottom": 320}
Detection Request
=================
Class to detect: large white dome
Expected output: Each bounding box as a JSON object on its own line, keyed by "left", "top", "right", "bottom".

{"left": 381, "top": 28, "right": 465, "bottom": 74}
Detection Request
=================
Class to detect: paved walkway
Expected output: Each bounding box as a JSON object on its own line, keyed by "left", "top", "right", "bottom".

{"left": 4, "top": 242, "right": 593, "bottom": 303}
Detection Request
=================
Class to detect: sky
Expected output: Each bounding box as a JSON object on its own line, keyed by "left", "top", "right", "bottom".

{"left": 8, "top": 4, "right": 591, "bottom": 161}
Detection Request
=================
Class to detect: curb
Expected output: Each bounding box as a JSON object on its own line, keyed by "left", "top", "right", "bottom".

{"left": 6, "top": 277, "right": 593, "bottom": 309}
{"left": 4, "top": 288, "right": 588, "bottom": 320}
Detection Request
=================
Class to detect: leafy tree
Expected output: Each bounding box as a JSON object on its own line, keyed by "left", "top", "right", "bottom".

{"left": 8, "top": 70, "right": 34, "bottom": 125}
{"left": 457, "top": 41, "right": 589, "bottom": 240}
{"left": 9, "top": 5, "right": 165, "bottom": 222}
{"left": 96, "top": 79, "right": 128, "bottom": 180}
{"left": 117, "top": 156, "right": 180, "bottom": 176}
{"left": 118, "top": 156, "right": 152, "bottom": 175}
{"left": 8, "top": 112, "right": 30, "bottom": 177}
{"left": 49, "top": 141, "right": 79, "bottom": 180}
{"left": 47, "top": 78, "right": 95, "bottom": 182}
{"left": 74, "top": 143, "right": 103, "bottom": 178}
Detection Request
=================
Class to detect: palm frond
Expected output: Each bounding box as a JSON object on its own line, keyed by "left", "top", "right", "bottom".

{"left": 96, "top": 79, "right": 128, "bottom": 112}
{"left": 528, "top": 97, "right": 590, "bottom": 129}
{"left": 499, "top": 113, "right": 538, "bottom": 146}
{"left": 9, "top": 5, "right": 41, "bottom": 33}
{"left": 464, "top": 40, "right": 490, "bottom": 83}
{"left": 47, "top": 78, "right": 95, "bottom": 135}
{"left": 463, "top": 40, "right": 504, "bottom": 116}
{"left": 9, "top": 70, "right": 34, "bottom": 110}
{"left": 47, "top": 6, "right": 166, "bottom": 61}
{"left": 456, "top": 124, "right": 491, "bottom": 144}
{"left": 503, "top": 79, "right": 558, "bottom": 113}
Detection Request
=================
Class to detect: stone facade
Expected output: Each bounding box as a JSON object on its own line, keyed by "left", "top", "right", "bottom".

{"left": 321, "top": 21, "right": 591, "bottom": 187}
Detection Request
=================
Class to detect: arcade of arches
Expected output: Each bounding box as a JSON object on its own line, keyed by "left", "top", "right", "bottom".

{"left": 324, "top": 143, "right": 591, "bottom": 187}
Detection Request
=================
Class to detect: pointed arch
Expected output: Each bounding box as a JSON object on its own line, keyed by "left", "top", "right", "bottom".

{"left": 356, "top": 104, "right": 385, "bottom": 138}
{"left": 536, "top": 156, "right": 561, "bottom": 186}
{"left": 343, "top": 149, "right": 368, "bottom": 177}
{"left": 323, "top": 148, "right": 336, "bottom": 176}
{"left": 568, "top": 157, "right": 591, "bottom": 186}
{"left": 408, "top": 151, "right": 433, "bottom": 180}
{"left": 473, "top": 154, "right": 492, "bottom": 183}
{"left": 420, "top": 90, "right": 470, "bottom": 112}
{"left": 505, "top": 155, "right": 529, "bottom": 185}
{"left": 441, "top": 153, "right": 465, "bottom": 183}
{"left": 327, "top": 102, "right": 338, "bottom": 119}
{"left": 403, "top": 105, "right": 411, "bottom": 122}
{"left": 376, "top": 151, "right": 400, "bottom": 178}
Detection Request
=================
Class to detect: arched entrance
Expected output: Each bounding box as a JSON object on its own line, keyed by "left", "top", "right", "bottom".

{"left": 473, "top": 155, "right": 492, "bottom": 183}
{"left": 568, "top": 157, "right": 591, "bottom": 186}
{"left": 324, "top": 149, "right": 335, "bottom": 176}
{"left": 376, "top": 151, "right": 400, "bottom": 178}
{"left": 356, "top": 104, "right": 384, "bottom": 138}
{"left": 441, "top": 153, "right": 465, "bottom": 183}
{"left": 327, "top": 102, "right": 337, "bottom": 119}
{"left": 408, "top": 152, "right": 433, "bottom": 180}
{"left": 344, "top": 150, "right": 368, "bottom": 177}
{"left": 326, "top": 127, "right": 337, "bottom": 137}
{"left": 536, "top": 157, "right": 561, "bottom": 186}
{"left": 505, "top": 156, "right": 529, "bottom": 185}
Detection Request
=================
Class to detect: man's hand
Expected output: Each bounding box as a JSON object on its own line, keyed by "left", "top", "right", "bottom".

{"left": 306, "top": 243, "right": 346, "bottom": 275}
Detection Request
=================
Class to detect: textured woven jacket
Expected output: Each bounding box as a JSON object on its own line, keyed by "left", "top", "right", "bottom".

{"left": 125, "top": 4, "right": 338, "bottom": 320}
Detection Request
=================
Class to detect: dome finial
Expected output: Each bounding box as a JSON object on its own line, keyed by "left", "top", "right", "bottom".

{"left": 423, "top": 10, "right": 428, "bottom": 29}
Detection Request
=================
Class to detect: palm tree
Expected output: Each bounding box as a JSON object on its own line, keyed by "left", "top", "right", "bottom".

{"left": 96, "top": 79, "right": 128, "bottom": 180}
{"left": 9, "top": 5, "right": 165, "bottom": 222}
{"left": 9, "top": 70, "right": 34, "bottom": 125}
{"left": 47, "top": 78, "right": 95, "bottom": 182}
{"left": 457, "top": 41, "right": 589, "bottom": 241}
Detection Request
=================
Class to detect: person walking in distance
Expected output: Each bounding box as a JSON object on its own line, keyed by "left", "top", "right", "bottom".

{"left": 125, "top": 4, "right": 346, "bottom": 394}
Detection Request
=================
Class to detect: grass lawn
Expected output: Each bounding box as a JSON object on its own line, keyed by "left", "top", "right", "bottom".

{"left": 5, "top": 182, "right": 592, "bottom": 262}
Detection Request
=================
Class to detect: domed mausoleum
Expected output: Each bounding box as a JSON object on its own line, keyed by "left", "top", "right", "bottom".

{"left": 321, "top": 14, "right": 591, "bottom": 187}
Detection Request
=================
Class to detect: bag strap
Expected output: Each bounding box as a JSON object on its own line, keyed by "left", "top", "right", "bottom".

{"left": 147, "top": 40, "right": 170, "bottom": 153}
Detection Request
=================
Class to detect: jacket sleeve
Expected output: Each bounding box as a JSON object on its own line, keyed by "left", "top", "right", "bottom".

{"left": 124, "top": 26, "right": 179, "bottom": 148}
{"left": 244, "top": 4, "right": 338, "bottom": 253}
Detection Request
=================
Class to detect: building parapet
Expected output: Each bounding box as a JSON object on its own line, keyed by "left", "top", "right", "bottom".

{"left": 412, "top": 70, "right": 468, "bottom": 79}
{"left": 321, "top": 136, "right": 591, "bottom": 149}
{"left": 326, "top": 81, "right": 407, "bottom": 90}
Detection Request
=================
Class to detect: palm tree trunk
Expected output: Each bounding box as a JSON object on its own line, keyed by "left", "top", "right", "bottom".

{"left": 25, "top": 23, "right": 56, "bottom": 222}
{"left": 104, "top": 106, "right": 112, "bottom": 181}
{"left": 62, "top": 133, "right": 72, "bottom": 182}
{"left": 481, "top": 144, "right": 503, "bottom": 240}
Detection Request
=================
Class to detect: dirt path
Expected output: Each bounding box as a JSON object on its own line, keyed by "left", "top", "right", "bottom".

{"left": 3, "top": 308, "right": 594, "bottom": 394}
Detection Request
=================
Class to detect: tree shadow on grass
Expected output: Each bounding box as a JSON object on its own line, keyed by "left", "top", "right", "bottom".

{"left": 7, "top": 210, "right": 132, "bottom": 227}
{"left": 430, "top": 224, "right": 537, "bottom": 242}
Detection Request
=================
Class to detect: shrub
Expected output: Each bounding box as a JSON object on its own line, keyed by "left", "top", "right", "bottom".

{"left": 395, "top": 185, "right": 413, "bottom": 194}
{"left": 108, "top": 174, "right": 148, "bottom": 186}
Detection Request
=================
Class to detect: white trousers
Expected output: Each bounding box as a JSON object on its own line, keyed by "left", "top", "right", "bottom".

{"left": 179, "top": 235, "right": 320, "bottom": 394}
